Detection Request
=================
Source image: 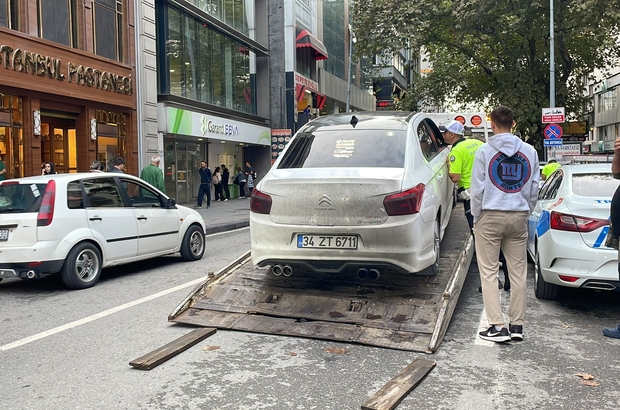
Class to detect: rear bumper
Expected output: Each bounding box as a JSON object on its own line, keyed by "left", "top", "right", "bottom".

{"left": 0, "top": 260, "right": 65, "bottom": 278}
{"left": 538, "top": 232, "right": 619, "bottom": 288}
{"left": 250, "top": 212, "right": 436, "bottom": 274}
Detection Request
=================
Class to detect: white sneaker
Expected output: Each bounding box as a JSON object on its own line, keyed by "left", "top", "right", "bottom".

{"left": 224, "top": 199, "right": 228, "bottom": 201}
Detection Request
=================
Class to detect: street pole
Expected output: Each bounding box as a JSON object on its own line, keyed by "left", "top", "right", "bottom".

{"left": 346, "top": 24, "right": 353, "bottom": 112}
{"left": 549, "top": 0, "right": 555, "bottom": 108}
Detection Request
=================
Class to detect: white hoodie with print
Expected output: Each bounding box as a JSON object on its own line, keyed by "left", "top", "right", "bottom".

{"left": 470, "top": 132, "right": 540, "bottom": 223}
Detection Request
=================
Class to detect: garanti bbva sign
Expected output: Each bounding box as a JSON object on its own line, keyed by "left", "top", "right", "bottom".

{"left": 0, "top": 45, "right": 133, "bottom": 95}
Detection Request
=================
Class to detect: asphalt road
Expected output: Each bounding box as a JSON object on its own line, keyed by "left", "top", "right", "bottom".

{"left": 1, "top": 228, "right": 619, "bottom": 410}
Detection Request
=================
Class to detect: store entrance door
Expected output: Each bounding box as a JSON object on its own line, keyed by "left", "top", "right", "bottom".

{"left": 164, "top": 139, "right": 205, "bottom": 203}
{"left": 41, "top": 115, "right": 77, "bottom": 174}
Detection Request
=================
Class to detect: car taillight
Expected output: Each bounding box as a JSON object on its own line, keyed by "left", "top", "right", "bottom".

{"left": 37, "top": 180, "right": 56, "bottom": 227}
{"left": 549, "top": 211, "right": 609, "bottom": 233}
{"left": 0, "top": 180, "right": 18, "bottom": 186}
{"left": 250, "top": 188, "right": 272, "bottom": 214}
{"left": 384, "top": 183, "right": 425, "bottom": 216}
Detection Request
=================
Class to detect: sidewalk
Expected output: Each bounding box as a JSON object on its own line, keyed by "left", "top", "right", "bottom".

{"left": 181, "top": 197, "right": 251, "bottom": 235}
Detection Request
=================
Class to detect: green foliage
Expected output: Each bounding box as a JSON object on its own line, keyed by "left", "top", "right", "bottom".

{"left": 353, "top": 0, "right": 620, "bottom": 145}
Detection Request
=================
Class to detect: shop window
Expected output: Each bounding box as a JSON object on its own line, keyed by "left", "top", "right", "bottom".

{"left": 0, "top": 94, "right": 23, "bottom": 179}
{"left": 37, "top": 0, "right": 78, "bottom": 47}
{"left": 164, "top": 5, "right": 256, "bottom": 115}
{"left": 95, "top": 112, "right": 127, "bottom": 171}
{"left": 93, "top": 0, "right": 124, "bottom": 61}
{"left": 0, "top": 0, "right": 19, "bottom": 29}
{"left": 40, "top": 116, "right": 77, "bottom": 174}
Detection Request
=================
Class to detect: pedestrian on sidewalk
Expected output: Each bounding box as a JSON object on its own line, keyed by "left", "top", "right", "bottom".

{"left": 246, "top": 171, "right": 254, "bottom": 197}
{"left": 108, "top": 157, "right": 125, "bottom": 173}
{"left": 235, "top": 166, "right": 246, "bottom": 198}
{"left": 213, "top": 166, "right": 223, "bottom": 201}
{"left": 221, "top": 164, "right": 230, "bottom": 201}
{"left": 140, "top": 155, "right": 165, "bottom": 192}
{"left": 471, "top": 105, "right": 539, "bottom": 343}
{"left": 603, "top": 136, "right": 620, "bottom": 340}
{"left": 196, "top": 161, "right": 212, "bottom": 209}
{"left": 89, "top": 161, "right": 105, "bottom": 173}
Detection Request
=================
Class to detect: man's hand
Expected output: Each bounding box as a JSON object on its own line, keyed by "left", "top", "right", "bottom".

{"left": 614, "top": 137, "right": 620, "bottom": 154}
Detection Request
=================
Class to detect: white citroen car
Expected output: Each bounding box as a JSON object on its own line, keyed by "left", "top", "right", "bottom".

{"left": 527, "top": 163, "right": 619, "bottom": 299}
{"left": 0, "top": 173, "right": 206, "bottom": 289}
{"left": 250, "top": 111, "right": 455, "bottom": 279}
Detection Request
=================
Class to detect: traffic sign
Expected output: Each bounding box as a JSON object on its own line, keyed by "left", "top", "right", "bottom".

{"left": 542, "top": 107, "right": 565, "bottom": 123}
{"left": 544, "top": 123, "right": 563, "bottom": 139}
{"left": 544, "top": 139, "right": 563, "bottom": 147}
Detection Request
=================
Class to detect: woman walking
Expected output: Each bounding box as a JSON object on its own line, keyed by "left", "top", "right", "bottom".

{"left": 221, "top": 164, "right": 230, "bottom": 201}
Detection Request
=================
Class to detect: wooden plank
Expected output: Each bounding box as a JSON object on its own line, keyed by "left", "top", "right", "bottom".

{"left": 361, "top": 359, "right": 436, "bottom": 410}
{"left": 129, "top": 327, "right": 216, "bottom": 371}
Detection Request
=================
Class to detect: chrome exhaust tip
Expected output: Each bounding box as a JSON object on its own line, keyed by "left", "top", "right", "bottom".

{"left": 272, "top": 265, "right": 283, "bottom": 276}
{"left": 282, "top": 265, "right": 293, "bottom": 277}
{"left": 26, "top": 270, "right": 37, "bottom": 279}
{"left": 368, "top": 269, "right": 380, "bottom": 281}
{"left": 582, "top": 282, "right": 616, "bottom": 291}
{"left": 357, "top": 268, "right": 368, "bottom": 280}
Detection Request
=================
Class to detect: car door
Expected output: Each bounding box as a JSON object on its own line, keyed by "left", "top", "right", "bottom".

{"left": 83, "top": 177, "right": 138, "bottom": 262}
{"left": 424, "top": 119, "right": 452, "bottom": 221}
{"left": 120, "top": 177, "right": 180, "bottom": 256}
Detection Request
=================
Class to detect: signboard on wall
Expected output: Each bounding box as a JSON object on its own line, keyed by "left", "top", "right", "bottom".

{"left": 546, "top": 142, "right": 582, "bottom": 163}
{"left": 163, "top": 107, "right": 271, "bottom": 146}
{"left": 271, "top": 129, "right": 292, "bottom": 165}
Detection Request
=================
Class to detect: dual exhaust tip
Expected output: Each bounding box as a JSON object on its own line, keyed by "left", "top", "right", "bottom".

{"left": 270, "top": 265, "right": 381, "bottom": 281}
{"left": 272, "top": 264, "right": 293, "bottom": 277}
{"left": 357, "top": 268, "right": 380, "bottom": 281}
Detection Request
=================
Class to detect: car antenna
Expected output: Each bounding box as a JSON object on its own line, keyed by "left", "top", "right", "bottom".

{"left": 350, "top": 115, "right": 358, "bottom": 128}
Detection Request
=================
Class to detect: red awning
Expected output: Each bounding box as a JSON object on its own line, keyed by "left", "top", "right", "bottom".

{"left": 296, "top": 27, "right": 329, "bottom": 61}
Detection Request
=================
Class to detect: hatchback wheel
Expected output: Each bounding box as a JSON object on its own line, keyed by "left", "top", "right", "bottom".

{"left": 61, "top": 242, "right": 102, "bottom": 290}
{"left": 420, "top": 218, "right": 440, "bottom": 276}
{"left": 181, "top": 225, "right": 205, "bottom": 261}
{"left": 534, "top": 244, "right": 558, "bottom": 300}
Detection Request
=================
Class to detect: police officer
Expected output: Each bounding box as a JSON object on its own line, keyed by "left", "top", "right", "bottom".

{"left": 541, "top": 157, "right": 561, "bottom": 180}
{"left": 442, "top": 120, "right": 483, "bottom": 230}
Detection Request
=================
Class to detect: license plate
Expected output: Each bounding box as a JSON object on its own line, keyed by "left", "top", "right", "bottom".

{"left": 297, "top": 235, "right": 358, "bottom": 249}
{"left": 0, "top": 229, "right": 8, "bottom": 241}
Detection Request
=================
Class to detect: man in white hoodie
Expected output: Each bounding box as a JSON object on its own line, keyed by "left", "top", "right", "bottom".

{"left": 471, "top": 106, "right": 539, "bottom": 343}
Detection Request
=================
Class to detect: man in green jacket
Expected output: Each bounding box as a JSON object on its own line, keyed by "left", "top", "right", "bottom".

{"left": 140, "top": 155, "right": 166, "bottom": 193}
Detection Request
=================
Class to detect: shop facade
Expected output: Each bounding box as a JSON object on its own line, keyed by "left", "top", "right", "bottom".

{"left": 158, "top": 105, "right": 270, "bottom": 202}
{"left": 0, "top": 3, "right": 137, "bottom": 177}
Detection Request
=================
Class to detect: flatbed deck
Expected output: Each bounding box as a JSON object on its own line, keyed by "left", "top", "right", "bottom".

{"left": 169, "top": 205, "right": 474, "bottom": 352}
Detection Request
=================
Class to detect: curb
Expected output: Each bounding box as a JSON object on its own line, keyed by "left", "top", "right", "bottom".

{"left": 205, "top": 221, "right": 250, "bottom": 235}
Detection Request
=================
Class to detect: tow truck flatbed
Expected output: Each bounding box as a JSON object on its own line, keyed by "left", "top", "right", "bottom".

{"left": 169, "top": 205, "right": 474, "bottom": 353}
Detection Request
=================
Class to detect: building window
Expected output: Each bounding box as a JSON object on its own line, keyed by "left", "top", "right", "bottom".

{"left": 322, "top": 0, "right": 345, "bottom": 80}
{"left": 185, "top": 0, "right": 251, "bottom": 36}
{"left": 164, "top": 6, "right": 256, "bottom": 115}
{"left": 37, "top": 0, "right": 78, "bottom": 47}
{"left": 598, "top": 88, "right": 617, "bottom": 113}
{"left": 93, "top": 0, "right": 123, "bottom": 61}
{"left": 0, "top": 0, "right": 19, "bottom": 29}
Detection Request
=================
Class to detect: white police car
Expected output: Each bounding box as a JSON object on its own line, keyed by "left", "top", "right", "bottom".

{"left": 527, "top": 163, "right": 619, "bottom": 299}
{"left": 0, "top": 173, "right": 206, "bottom": 289}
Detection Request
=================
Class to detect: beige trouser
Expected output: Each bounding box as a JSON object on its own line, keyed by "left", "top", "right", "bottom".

{"left": 474, "top": 210, "right": 529, "bottom": 327}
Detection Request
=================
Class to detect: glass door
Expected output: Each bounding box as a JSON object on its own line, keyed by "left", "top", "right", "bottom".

{"left": 41, "top": 116, "right": 77, "bottom": 174}
{"left": 0, "top": 94, "right": 23, "bottom": 179}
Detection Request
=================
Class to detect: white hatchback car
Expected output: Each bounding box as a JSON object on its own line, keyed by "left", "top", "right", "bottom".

{"left": 0, "top": 173, "right": 206, "bottom": 289}
{"left": 250, "top": 111, "right": 455, "bottom": 279}
{"left": 527, "top": 163, "right": 619, "bottom": 299}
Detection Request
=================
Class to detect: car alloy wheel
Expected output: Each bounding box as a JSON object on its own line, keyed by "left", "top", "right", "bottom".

{"left": 181, "top": 225, "right": 206, "bottom": 261}
{"left": 75, "top": 249, "right": 100, "bottom": 282}
{"left": 60, "top": 242, "right": 103, "bottom": 290}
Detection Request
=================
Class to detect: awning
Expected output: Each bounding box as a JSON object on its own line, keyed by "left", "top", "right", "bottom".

{"left": 296, "top": 27, "right": 328, "bottom": 61}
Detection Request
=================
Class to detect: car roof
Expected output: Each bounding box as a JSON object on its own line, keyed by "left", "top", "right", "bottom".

{"left": 299, "top": 111, "right": 417, "bottom": 132}
{"left": 559, "top": 163, "right": 612, "bottom": 175}
{"left": 1, "top": 173, "right": 142, "bottom": 184}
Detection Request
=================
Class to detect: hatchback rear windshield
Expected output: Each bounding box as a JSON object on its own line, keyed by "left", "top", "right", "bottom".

{"left": 572, "top": 173, "right": 619, "bottom": 197}
{"left": 0, "top": 182, "right": 48, "bottom": 213}
{"left": 277, "top": 130, "right": 407, "bottom": 168}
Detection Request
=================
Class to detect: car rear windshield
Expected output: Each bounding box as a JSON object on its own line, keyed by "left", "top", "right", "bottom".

{"left": 0, "top": 182, "right": 48, "bottom": 213}
{"left": 572, "top": 173, "right": 619, "bottom": 197}
{"left": 277, "top": 129, "right": 407, "bottom": 168}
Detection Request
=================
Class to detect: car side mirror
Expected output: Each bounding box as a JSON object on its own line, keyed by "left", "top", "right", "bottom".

{"left": 165, "top": 198, "right": 176, "bottom": 208}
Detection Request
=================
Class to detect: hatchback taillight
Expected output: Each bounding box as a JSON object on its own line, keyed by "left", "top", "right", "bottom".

{"left": 384, "top": 183, "right": 425, "bottom": 216}
{"left": 250, "top": 188, "right": 272, "bottom": 214}
{"left": 549, "top": 211, "right": 608, "bottom": 233}
{"left": 37, "top": 180, "right": 56, "bottom": 227}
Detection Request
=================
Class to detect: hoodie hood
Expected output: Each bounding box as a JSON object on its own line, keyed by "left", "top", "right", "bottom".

{"left": 487, "top": 133, "right": 523, "bottom": 157}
